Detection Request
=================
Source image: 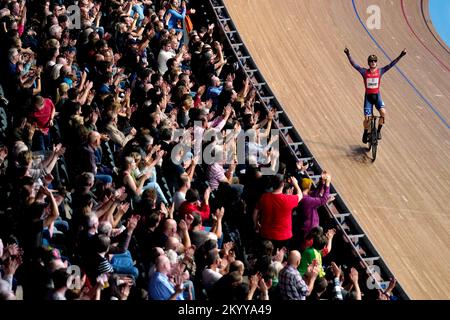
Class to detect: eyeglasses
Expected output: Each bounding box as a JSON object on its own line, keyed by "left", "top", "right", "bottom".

{"left": 369, "top": 60, "right": 377, "bottom": 63}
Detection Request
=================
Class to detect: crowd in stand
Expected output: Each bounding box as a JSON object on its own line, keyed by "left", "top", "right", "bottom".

{"left": 0, "top": 0, "right": 397, "bottom": 300}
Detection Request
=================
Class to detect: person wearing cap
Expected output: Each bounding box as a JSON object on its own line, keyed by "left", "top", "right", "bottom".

{"left": 344, "top": 47, "right": 406, "bottom": 142}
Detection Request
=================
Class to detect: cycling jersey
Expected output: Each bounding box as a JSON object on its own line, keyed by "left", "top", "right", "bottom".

{"left": 347, "top": 54, "right": 403, "bottom": 94}
{"left": 364, "top": 69, "right": 381, "bottom": 94}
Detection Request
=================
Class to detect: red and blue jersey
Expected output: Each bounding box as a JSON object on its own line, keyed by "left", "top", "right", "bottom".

{"left": 347, "top": 54, "right": 403, "bottom": 94}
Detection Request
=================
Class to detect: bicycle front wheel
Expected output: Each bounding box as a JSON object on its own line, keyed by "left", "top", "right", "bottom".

{"left": 371, "top": 138, "right": 378, "bottom": 161}
{"left": 371, "top": 120, "right": 378, "bottom": 161}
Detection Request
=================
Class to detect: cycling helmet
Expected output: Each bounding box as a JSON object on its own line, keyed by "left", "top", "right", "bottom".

{"left": 368, "top": 54, "right": 378, "bottom": 63}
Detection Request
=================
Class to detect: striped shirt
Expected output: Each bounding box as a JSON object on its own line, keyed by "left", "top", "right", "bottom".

{"left": 206, "top": 162, "right": 227, "bottom": 190}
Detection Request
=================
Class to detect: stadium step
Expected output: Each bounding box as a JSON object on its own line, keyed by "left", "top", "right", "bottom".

{"left": 334, "top": 213, "right": 351, "bottom": 224}
{"left": 245, "top": 68, "right": 258, "bottom": 75}
{"left": 363, "top": 256, "right": 380, "bottom": 264}
{"left": 278, "top": 125, "right": 293, "bottom": 135}
{"left": 238, "top": 55, "right": 251, "bottom": 61}
{"left": 273, "top": 110, "right": 284, "bottom": 121}
{"left": 296, "top": 156, "right": 314, "bottom": 164}
{"left": 253, "top": 82, "right": 267, "bottom": 88}
{"left": 288, "top": 141, "right": 304, "bottom": 147}
{"left": 261, "top": 96, "right": 274, "bottom": 103}
{"left": 348, "top": 234, "right": 365, "bottom": 242}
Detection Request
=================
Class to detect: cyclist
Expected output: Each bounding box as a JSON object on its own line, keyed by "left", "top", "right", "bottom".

{"left": 344, "top": 47, "right": 406, "bottom": 142}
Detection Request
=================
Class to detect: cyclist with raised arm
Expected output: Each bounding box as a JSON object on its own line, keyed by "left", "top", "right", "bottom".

{"left": 344, "top": 47, "right": 406, "bottom": 143}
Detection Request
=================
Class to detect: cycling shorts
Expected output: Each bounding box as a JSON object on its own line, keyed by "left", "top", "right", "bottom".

{"left": 364, "top": 93, "right": 385, "bottom": 116}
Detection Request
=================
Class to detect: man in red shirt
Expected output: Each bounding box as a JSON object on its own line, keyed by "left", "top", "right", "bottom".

{"left": 28, "top": 95, "right": 55, "bottom": 151}
{"left": 253, "top": 174, "right": 302, "bottom": 249}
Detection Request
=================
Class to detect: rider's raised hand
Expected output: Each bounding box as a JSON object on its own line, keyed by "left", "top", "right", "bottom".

{"left": 400, "top": 48, "right": 407, "bottom": 57}
{"left": 344, "top": 47, "right": 350, "bottom": 55}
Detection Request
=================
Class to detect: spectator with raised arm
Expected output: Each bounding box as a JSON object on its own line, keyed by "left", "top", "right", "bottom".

{"left": 253, "top": 174, "right": 302, "bottom": 249}
{"left": 178, "top": 187, "right": 211, "bottom": 223}
{"left": 298, "top": 229, "right": 336, "bottom": 280}
{"left": 295, "top": 171, "right": 333, "bottom": 250}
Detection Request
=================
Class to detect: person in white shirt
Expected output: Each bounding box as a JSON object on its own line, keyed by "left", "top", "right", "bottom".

{"left": 158, "top": 38, "right": 187, "bottom": 75}
{"left": 157, "top": 39, "right": 176, "bottom": 75}
{"left": 202, "top": 248, "right": 224, "bottom": 293}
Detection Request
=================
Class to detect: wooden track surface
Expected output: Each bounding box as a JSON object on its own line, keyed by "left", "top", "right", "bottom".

{"left": 223, "top": 0, "right": 450, "bottom": 299}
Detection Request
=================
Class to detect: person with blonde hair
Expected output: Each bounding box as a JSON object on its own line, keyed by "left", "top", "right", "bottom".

{"left": 55, "top": 82, "right": 69, "bottom": 105}
{"left": 164, "top": 0, "right": 186, "bottom": 32}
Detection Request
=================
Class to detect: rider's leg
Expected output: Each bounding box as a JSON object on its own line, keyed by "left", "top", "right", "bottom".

{"left": 363, "top": 116, "right": 370, "bottom": 129}
{"left": 379, "top": 107, "right": 386, "bottom": 127}
{"left": 376, "top": 95, "right": 386, "bottom": 140}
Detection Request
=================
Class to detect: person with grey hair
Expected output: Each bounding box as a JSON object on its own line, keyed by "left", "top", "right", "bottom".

{"left": 98, "top": 221, "right": 113, "bottom": 236}
{"left": 148, "top": 254, "right": 185, "bottom": 300}
{"left": 49, "top": 24, "right": 63, "bottom": 39}
{"left": 8, "top": 48, "right": 20, "bottom": 65}
{"left": 79, "top": 131, "right": 113, "bottom": 185}
{"left": 86, "top": 213, "right": 99, "bottom": 234}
